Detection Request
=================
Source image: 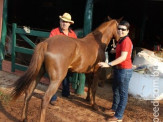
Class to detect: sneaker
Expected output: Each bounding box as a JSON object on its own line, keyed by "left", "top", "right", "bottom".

{"left": 104, "top": 108, "right": 115, "bottom": 116}
{"left": 62, "top": 95, "right": 74, "bottom": 99}
{"left": 106, "top": 116, "right": 122, "bottom": 122}
{"left": 50, "top": 101, "right": 57, "bottom": 106}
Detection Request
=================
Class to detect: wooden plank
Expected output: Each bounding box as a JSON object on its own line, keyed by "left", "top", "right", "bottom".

{"left": 16, "top": 28, "right": 50, "bottom": 38}
{"left": 15, "top": 63, "right": 27, "bottom": 71}
{"left": 15, "top": 46, "right": 34, "bottom": 55}
{"left": 19, "top": 34, "right": 36, "bottom": 48}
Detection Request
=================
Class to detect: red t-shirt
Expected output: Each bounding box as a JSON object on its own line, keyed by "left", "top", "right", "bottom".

{"left": 49, "top": 27, "right": 77, "bottom": 38}
{"left": 116, "top": 36, "right": 133, "bottom": 69}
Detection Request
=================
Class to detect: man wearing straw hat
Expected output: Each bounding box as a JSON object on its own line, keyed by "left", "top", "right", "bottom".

{"left": 49, "top": 12, "right": 75, "bottom": 37}
{"left": 49, "top": 12, "right": 77, "bottom": 106}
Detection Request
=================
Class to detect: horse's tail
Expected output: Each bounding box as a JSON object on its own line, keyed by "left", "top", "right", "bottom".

{"left": 11, "top": 41, "right": 48, "bottom": 100}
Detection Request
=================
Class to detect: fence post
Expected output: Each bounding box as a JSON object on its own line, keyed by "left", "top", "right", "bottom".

{"left": 0, "top": 0, "right": 8, "bottom": 70}
{"left": 11, "top": 23, "right": 16, "bottom": 72}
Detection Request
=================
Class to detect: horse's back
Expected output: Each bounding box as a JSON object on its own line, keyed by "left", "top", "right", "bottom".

{"left": 44, "top": 35, "right": 103, "bottom": 73}
{"left": 46, "top": 35, "right": 77, "bottom": 50}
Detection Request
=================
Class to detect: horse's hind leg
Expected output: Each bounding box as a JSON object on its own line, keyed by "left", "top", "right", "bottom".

{"left": 40, "top": 54, "right": 68, "bottom": 122}
{"left": 21, "top": 79, "right": 37, "bottom": 122}
{"left": 40, "top": 66, "right": 66, "bottom": 122}
{"left": 40, "top": 77, "right": 62, "bottom": 122}
{"left": 22, "top": 67, "right": 45, "bottom": 122}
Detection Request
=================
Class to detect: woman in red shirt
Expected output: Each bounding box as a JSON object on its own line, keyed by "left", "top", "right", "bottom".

{"left": 98, "top": 20, "right": 133, "bottom": 121}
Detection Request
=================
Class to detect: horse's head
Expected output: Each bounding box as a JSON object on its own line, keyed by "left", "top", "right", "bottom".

{"left": 94, "top": 16, "right": 123, "bottom": 47}
{"left": 91, "top": 16, "right": 123, "bottom": 50}
{"left": 107, "top": 16, "right": 123, "bottom": 42}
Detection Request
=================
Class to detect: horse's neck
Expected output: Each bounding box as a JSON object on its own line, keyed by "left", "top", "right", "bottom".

{"left": 83, "top": 22, "right": 115, "bottom": 50}
{"left": 96, "top": 20, "right": 117, "bottom": 48}
{"left": 83, "top": 31, "right": 111, "bottom": 51}
{"left": 93, "top": 30, "right": 112, "bottom": 50}
{"left": 83, "top": 33, "right": 97, "bottom": 42}
{"left": 101, "top": 29, "right": 113, "bottom": 46}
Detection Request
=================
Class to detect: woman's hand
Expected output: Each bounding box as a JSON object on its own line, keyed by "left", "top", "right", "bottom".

{"left": 132, "top": 65, "right": 137, "bottom": 69}
{"left": 98, "top": 62, "right": 110, "bottom": 68}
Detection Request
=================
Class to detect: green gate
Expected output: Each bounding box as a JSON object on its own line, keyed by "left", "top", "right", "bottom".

{"left": 11, "top": 23, "right": 50, "bottom": 72}
{"left": 0, "top": 0, "right": 93, "bottom": 71}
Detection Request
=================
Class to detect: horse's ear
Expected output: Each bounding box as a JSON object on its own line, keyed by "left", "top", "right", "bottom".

{"left": 117, "top": 16, "right": 123, "bottom": 23}
{"left": 107, "top": 16, "right": 112, "bottom": 20}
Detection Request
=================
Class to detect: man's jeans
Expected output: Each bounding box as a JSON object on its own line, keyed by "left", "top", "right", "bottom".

{"left": 111, "top": 68, "right": 132, "bottom": 119}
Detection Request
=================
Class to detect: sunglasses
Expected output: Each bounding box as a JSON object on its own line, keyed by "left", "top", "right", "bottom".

{"left": 118, "top": 28, "right": 127, "bottom": 31}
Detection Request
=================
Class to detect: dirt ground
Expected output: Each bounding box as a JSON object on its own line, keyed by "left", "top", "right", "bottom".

{"left": 0, "top": 71, "right": 163, "bottom": 122}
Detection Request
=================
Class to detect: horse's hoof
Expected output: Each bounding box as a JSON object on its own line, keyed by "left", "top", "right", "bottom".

{"left": 92, "top": 104, "right": 99, "bottom": 111}
{"left": 98, "top": 82, "right": 104, "bottom": 87}
{"left": 22, "top": 118, "right": 27, "bottom": 122}
{"left": 86, "top": 97, "right": 90, "bottom": 102}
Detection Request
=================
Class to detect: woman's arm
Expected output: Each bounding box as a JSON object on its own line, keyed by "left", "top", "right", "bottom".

{"left": 98, "top": 51, "right": 128, "bottom": 67}
{"left": 111, "top": 51, "right": 128, "bottom": 66}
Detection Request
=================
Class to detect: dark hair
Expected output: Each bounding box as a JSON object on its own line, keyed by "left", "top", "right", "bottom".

{"left": 119, "top": 20, "right": 130, "bottom": 30}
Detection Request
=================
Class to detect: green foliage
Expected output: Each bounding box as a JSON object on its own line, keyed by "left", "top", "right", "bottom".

{"left": 0, "top": 91, "right": 11, "bottom": 104}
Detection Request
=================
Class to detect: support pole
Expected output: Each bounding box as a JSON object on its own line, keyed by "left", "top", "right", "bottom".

{"left": 71, "top": 0, "right": 94, "bottom": 95}
{"left": 83, "top": 0, "right": 94, "bottom": 36}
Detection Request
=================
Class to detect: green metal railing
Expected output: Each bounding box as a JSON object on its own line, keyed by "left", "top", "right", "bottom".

{"left": 11, "top": 23, "right": 49, "bottom": 72}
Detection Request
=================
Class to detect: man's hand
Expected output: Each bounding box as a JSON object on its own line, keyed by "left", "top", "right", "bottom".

{"left": 98, "top": 62, "right": 110, "bottom": 68}
{"left": 110, "top": 48, "right": 116, "bottom": 54}
{"left": 132, "top": 65, "right": 137, "bottom": 69}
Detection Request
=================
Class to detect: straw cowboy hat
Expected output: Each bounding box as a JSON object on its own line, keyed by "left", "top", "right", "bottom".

{"left": 59, "top": 12, "right": 74, "bottom": 24}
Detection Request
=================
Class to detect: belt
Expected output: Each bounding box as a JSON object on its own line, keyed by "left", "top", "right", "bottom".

{"left": 116, "top": 66, "right": 123, "bottom": 69}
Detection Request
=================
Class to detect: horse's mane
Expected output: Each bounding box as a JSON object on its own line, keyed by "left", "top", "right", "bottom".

{"left": 94, "top": 19, "right": 116, "bottom": 32}
{"left": 91, "top": 19, "right": 117, "bottom": 45}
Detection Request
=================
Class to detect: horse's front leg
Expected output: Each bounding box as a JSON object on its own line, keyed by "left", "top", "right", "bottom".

{"left": 90, "top": 76, "right": 99, "bottom": 111}
{"left": 86, "top": 73, "right": 99, "bottom": 110}
{"left": 85, "top": 74, "right": 93, "bottom": 102}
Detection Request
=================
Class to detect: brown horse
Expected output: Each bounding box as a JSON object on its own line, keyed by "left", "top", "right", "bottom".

{"left": 10, "top": 17, "right": 122, "bottom": 122}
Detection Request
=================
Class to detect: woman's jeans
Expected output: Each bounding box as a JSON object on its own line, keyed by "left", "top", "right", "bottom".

{"left": 111, "top": 68, "right": 132, "bottom": 119}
